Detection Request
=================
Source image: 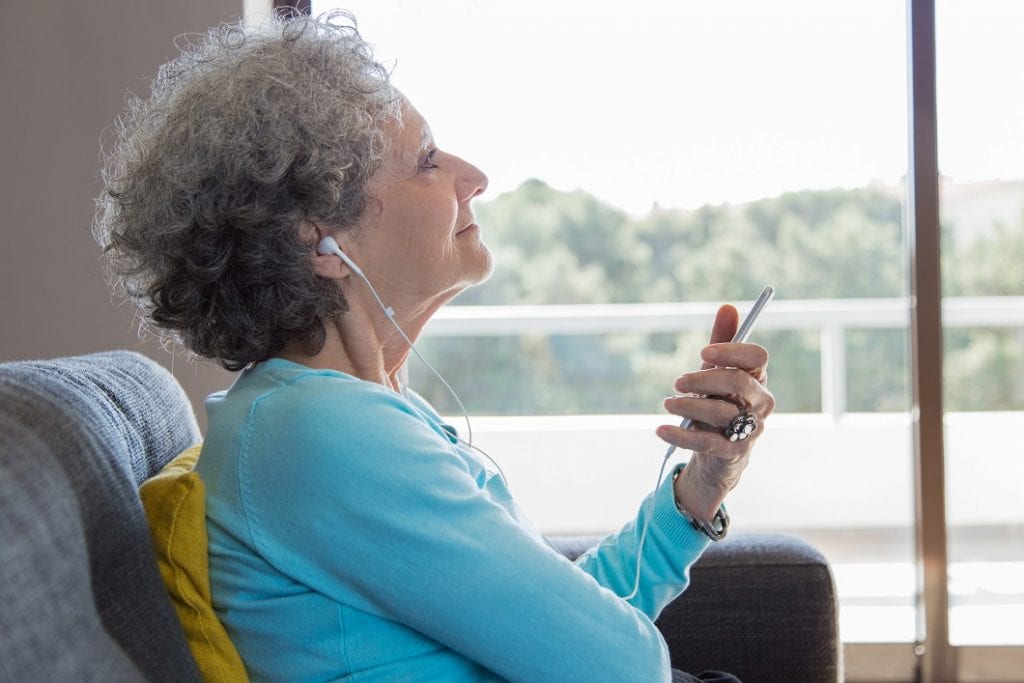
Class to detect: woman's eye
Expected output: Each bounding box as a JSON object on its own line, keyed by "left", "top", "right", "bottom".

{"left": 419, "top": 149, "right": 439, "bottom": 171}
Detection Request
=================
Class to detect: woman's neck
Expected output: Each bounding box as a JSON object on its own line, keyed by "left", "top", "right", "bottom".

{"left": 277, "top": 295, "right": 443, "bottom": 391}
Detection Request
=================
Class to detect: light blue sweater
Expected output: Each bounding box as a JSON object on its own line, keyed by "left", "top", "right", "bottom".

{"left": 197, "top": 358, "right": 710, "bottom": 682}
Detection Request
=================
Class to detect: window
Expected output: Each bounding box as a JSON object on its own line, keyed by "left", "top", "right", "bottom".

{"left": 304, "top": 1, "right": 1022, "bottom": 678}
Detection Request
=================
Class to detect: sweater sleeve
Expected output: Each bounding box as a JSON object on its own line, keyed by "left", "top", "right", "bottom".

{"left": 235, "top": 375, "right": 689, "bottom": 683}
{"left": 574, "top": 463, "right": 711, "bottom": 619}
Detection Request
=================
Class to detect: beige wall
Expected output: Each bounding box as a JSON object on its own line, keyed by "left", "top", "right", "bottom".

{"left": 0, "top": 1, "right": 246, "bottom": 430}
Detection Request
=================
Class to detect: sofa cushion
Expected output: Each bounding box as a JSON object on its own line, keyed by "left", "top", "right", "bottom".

{"left": 141, "top": 445, "right": 249, "bottom": 682}
{"left": 0, "top": 351, "right": 202, "bottom": 681}
{"left": 0, "top": 417, "right": 146, "bottom": 681}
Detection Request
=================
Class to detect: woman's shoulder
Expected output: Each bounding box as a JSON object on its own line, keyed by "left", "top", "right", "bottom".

{"left": 230, "top": 357, "right": 399, "bottom": 406}
{"left": 210, "top": 360, "right": 473, "bottom": 495}
{"left": 231, "top": 359, "right": 448, "bottom": 449}
{"left": 205, "top": 359, "right": 414, "bottom": 450}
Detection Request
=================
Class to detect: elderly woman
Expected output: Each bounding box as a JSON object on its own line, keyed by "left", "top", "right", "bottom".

{"left": 95, "top": 13, "right": 773, "bottom": 683}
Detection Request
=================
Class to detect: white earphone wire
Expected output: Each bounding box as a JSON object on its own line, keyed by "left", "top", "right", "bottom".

{"left": 318, "top": 236, "right": 479, "bottom": 454}
{"left": 622, "top": 445, "right": 677, "bottom": 600}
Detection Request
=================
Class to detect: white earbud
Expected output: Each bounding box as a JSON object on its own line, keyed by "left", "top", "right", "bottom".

{"left": 317, "top": 235, "right": 363, "bottom": 276}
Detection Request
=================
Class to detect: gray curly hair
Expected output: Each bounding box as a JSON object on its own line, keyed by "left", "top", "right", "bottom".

{"left": 94, "top": 12, "right": 402, "bottom": 371}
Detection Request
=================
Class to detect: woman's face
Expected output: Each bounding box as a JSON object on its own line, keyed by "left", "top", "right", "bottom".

{"left": 346, "top": 99, "right": 491, "bottom": 312}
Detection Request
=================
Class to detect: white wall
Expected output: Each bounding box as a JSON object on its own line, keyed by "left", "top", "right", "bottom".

{"left": 0, "top": 1, "right": 245, "bottom": 428}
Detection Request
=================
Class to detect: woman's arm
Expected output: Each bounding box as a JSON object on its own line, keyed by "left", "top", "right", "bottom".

{"left": 573, "top": 463, "right": 710, "bottom": 619}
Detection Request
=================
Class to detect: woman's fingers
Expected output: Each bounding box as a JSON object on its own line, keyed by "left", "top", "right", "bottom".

{"left": 663, "top": 304, "right": 771, "bottom": 504}
{"left": 707, "top": 305, "right": 739, "bottom": 345}
{"left": 674, "top": 367, "right": 775, "bottom": 414}
{"left": 661, "top": 303, "right": 773, "bottom": 459}
{"left": 700, "top": 343, "right": 769, "bottom": 376}
{"left": 663, "top": 395, "right": 741, "bottom": 430}
{"left": 700, "top": 305, "right": 739, "bottom": 370}
{"left": 655, "top": 420, "right": 758, "bottom": 459}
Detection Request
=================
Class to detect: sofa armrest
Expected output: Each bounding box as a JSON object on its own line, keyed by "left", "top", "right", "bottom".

{"left": 549, "top": 533, "right": 840, "bottom": 683}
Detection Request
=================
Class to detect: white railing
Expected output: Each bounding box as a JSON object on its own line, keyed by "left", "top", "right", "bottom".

{"left": 425, "top": 296, "right": 1024, "bottom": 417}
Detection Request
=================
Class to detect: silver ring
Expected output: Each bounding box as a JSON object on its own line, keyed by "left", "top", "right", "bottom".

{"left": 724, "top": 412, "right": 758, "bottom": 442}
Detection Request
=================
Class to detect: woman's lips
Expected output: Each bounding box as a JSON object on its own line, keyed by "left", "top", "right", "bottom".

{"left": 456, "top": 223, "right": 479, "bottom": 235}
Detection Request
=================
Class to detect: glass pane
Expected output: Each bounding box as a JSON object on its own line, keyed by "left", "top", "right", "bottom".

{"left": 313, "top": 0, "right": 914, "bottom": 642}
{"left": 937, "top": 0, "right": 1024, "bottom": 646}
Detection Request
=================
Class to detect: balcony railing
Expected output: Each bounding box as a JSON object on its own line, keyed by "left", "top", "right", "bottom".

{"left": 425, "top": 296, "right": 1024, "bottom": 417}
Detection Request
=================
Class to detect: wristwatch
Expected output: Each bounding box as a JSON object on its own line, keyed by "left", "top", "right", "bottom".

{"left": 673, "top": 468, "right": 730, "bottom": 541}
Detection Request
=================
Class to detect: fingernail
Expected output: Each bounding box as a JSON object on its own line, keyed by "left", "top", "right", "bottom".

{"left": 703, "top": 347, "right": 719, "bottom": 362}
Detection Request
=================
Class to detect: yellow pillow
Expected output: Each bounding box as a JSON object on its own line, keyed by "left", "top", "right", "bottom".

{"left": 140, "top": 445, "right": 249, "bottom": 682}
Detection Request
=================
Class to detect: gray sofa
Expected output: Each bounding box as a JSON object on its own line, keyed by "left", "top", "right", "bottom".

{"left": 0, "top": 350, "right": 840, "bottom": 682}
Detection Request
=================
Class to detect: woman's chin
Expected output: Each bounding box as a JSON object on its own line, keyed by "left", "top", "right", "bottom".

{"left": 443, "top": 239, "right": 493, "bottom": 292}
{"left": 466, "top": 244, "right": 495, "bottom": 285}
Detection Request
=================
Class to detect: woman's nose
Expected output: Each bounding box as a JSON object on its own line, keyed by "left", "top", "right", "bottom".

{"left": 457, "top": 157, "right": 489, "bottom": 202}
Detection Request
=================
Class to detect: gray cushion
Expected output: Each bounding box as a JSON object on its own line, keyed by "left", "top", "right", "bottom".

{"left": 659, "top": 533, "right": 840, "bottom": 683}
{"left": 0, "top": 419, "right": 144, "bottom": 681}
{"left": 0, "top": 351, "right": 203, "bottom": 682}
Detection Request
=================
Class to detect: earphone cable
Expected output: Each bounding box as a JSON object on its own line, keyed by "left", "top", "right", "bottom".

{"left": 352, "top": 267, "right": 476, "bottom": 451}
{"left": 622, "top": 445, "right": 675, "bottom": 601}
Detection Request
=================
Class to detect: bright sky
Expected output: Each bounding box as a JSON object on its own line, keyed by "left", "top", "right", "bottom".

{"left": 309, "top": 0, "right": 1024, "bottom": 213}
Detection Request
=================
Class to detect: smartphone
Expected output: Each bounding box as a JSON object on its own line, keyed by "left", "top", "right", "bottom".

{"left": 731, "top": 285, "right": 775, "bottom": 345}
{"left": 672, "top": 285, "right": 775, "bottom": 437}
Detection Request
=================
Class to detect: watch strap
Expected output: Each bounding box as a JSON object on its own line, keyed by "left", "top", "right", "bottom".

{"left": 672, "top": 468, "right": 730, "bottom": 541}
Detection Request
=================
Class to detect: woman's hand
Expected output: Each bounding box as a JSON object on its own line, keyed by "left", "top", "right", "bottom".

{"left": 657, "top": 304, "right": 775, "bottom": 521}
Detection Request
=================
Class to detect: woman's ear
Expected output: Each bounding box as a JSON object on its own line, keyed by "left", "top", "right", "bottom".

{"left": 313, "top": 248, "right": 352, "bottom": 280}
{"left": 306, "top": 222, "right": 355, "bottom": 280}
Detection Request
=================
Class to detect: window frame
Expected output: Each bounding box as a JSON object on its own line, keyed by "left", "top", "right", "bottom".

{"left": 906, "top": 0, "right": 954, "bottom": 680}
